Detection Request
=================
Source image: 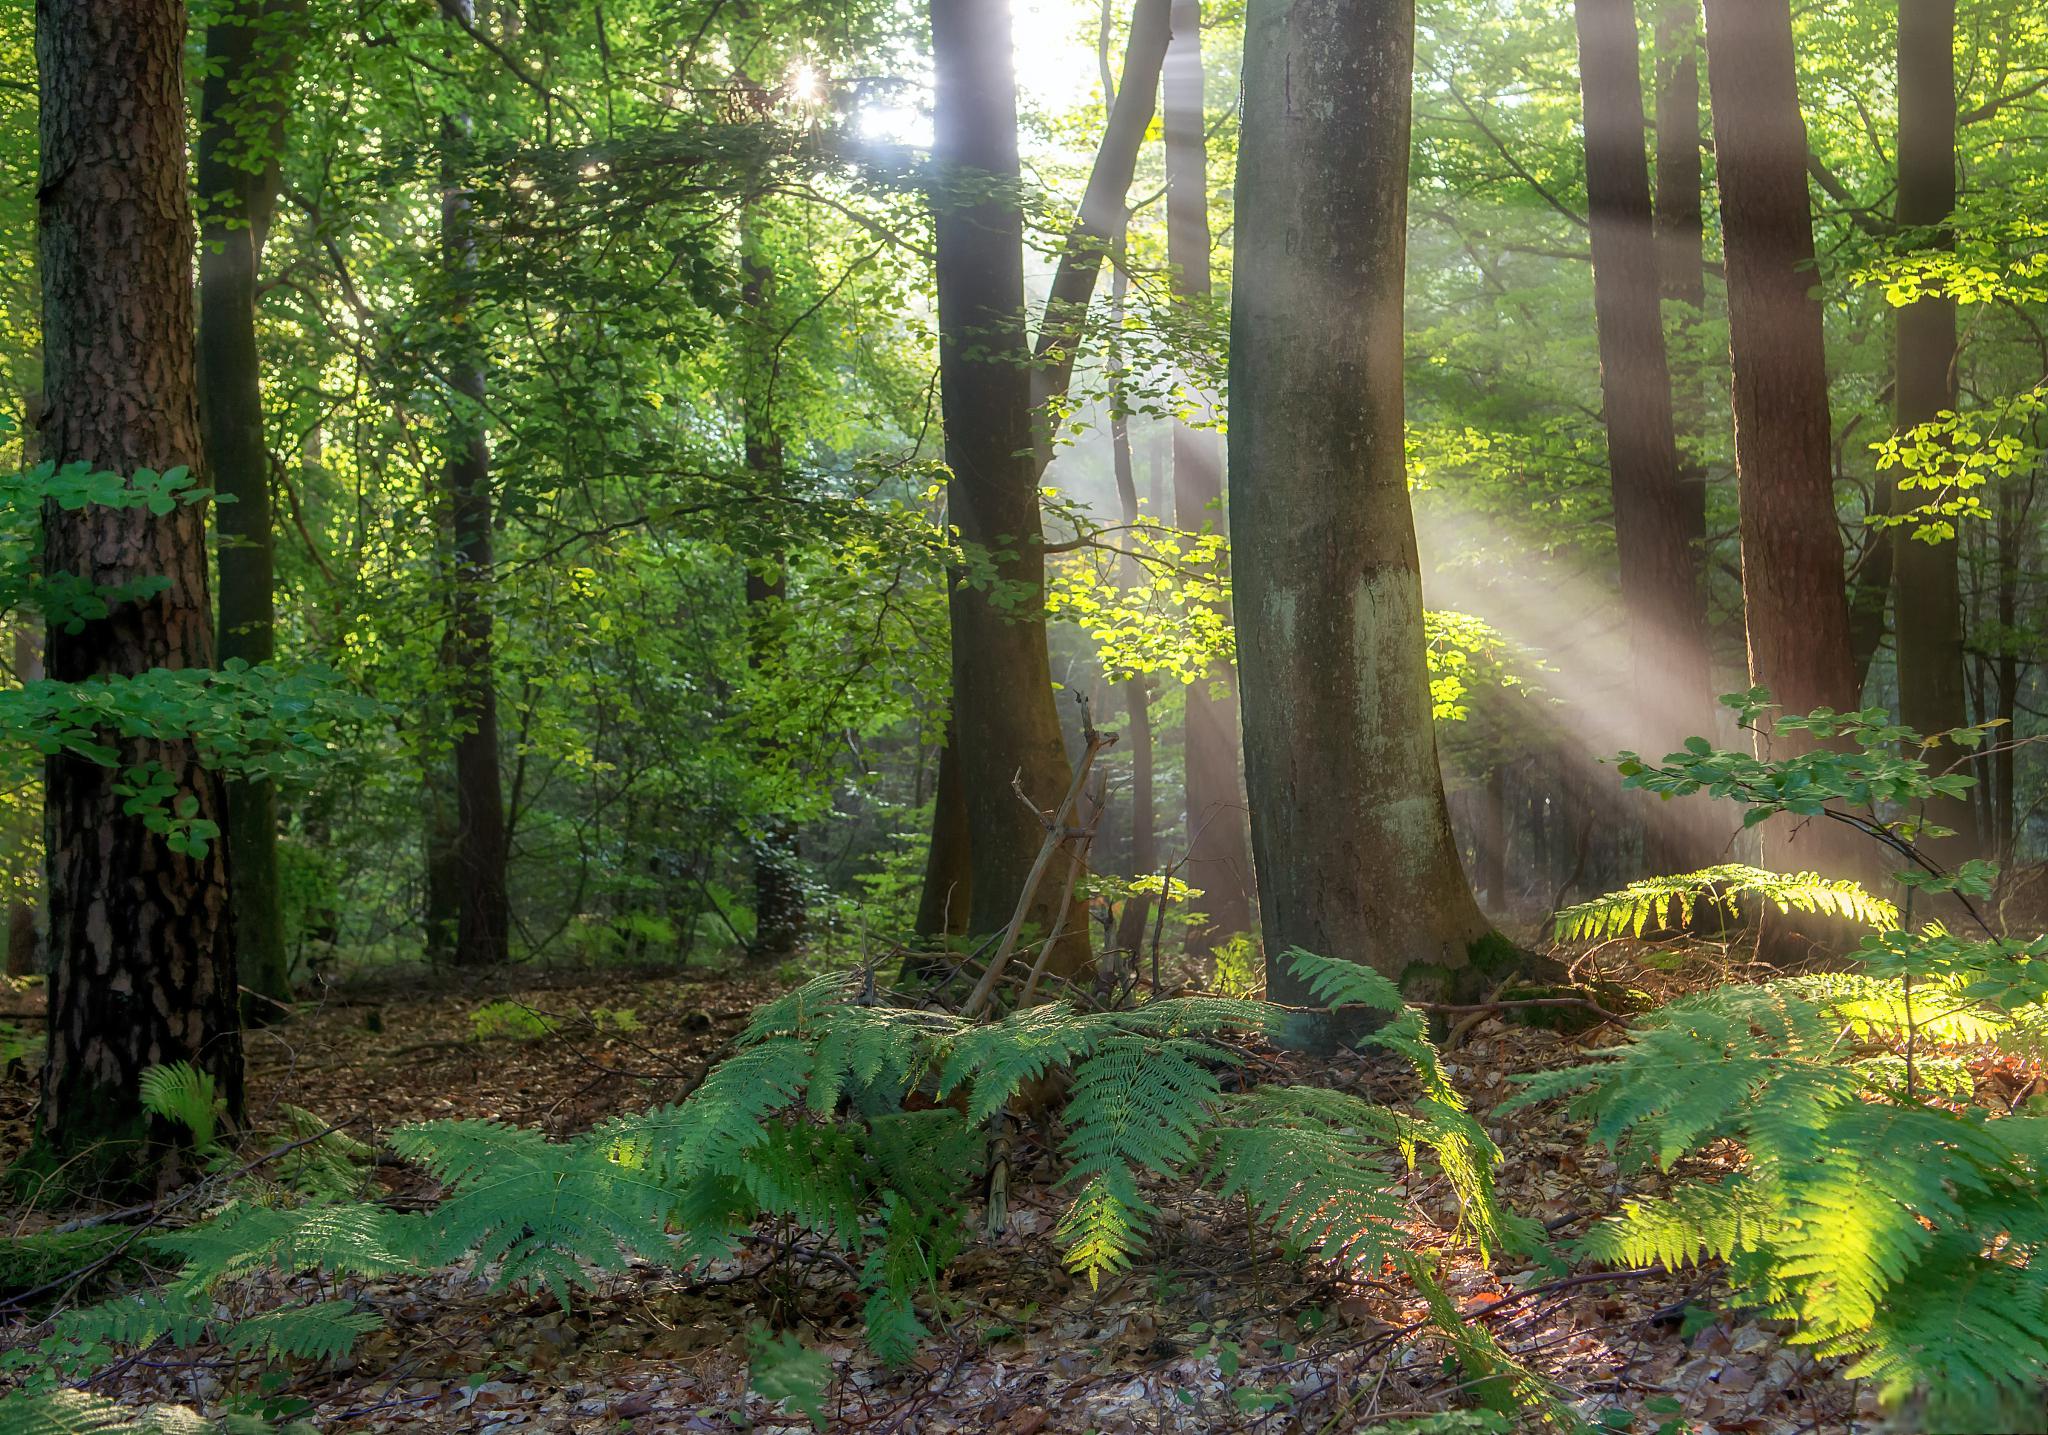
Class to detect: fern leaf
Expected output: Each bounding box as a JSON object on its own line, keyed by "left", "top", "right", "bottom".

{"left": 1211, "top": 1087, "right": 1404, "bottom": 1271}
{"left": 0, "top": 1391, "right": 198, "bottom": 1435}
{"left": 223, "top": 1299, "right": 380, "bottom": 1362}
{"left": 1553, "top": 865, "right": 1898, "bottom": 944}
{"left": 1281, "top": 948, "right": 1406, "bottom": 1013}
{"left": 137, "top": 1063, "right": 221, "bottom": 1153}
{"left": 1054, "top": 1165, "right": 1153, "bottom": 1287}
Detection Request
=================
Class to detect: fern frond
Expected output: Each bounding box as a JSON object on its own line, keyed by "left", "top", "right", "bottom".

{"left": 0, "top": 1390, "right": 203, "bottom": 1435}
{"left": 51, "top": 1290, "right": 208, "bottom": 1352}
{"left": 803, "top": 1005, "right": 956, "bottom": 1115}
{"left": 1280, "top": 948, "right": 1406, "bottom": 1013}
{"left": 1210, "top": 1087, "right": 1404, "bottom": 1270}
{"left": 150, "top": 1201, "right": 422, "bottom": 1286}
{"left": 1848, "top": 1237, "right": 2048, "bottom": 1423}
{"left": 1053, "top": 1165, "right": 1152, "bottom": 1287}
{"left": 137, "top": 1063, "right": 222, "bottom": 1154}
{"left": 935, "top": 1003, "right": 1111, "bottom": 1123}
{"left": 739, "top": 972, "right": 864, "bottom": 1044}
{"left": 223, "top": 1299, "right": 380, "bottom": 1362}
{"left": 738, "top": 1120, "right": 864, "bottom": 1246}
{"left": 1553, "top": 865, "right": 1898, "bottom": 943}
{"left": 1577, "top": 1174, "right": 1775, "bottom": 1270}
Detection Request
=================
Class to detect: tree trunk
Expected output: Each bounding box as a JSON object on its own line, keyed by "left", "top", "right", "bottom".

{"left": 199, "top": 0, "right": 298, "bottom": 1018}
{"left": 1892, "top": 0, "right": 1975, "bottom": 852}
{"left": 1164, "top": 0, "right": 1254, "bottom": 949}
{"left": 1028, "top": 0, "right": 1170, "bottom": 466}
{"left": 440, "top": 0, "right": 510, "bottom": 967}
{"left": 1233, "top": 0, "right": 1499, "bottom": 1003}
{"left": 1107, "top": 259, "right": 1156, "bottom": 957}
{"left": 915, "top": 730, "right": 971, "bottom": 937}
{"left": 929, "top": 0, "right": 1089, "bottom": 973}
{"left": 5, "top": 622, "right": 37, "bottom": 978}
{"left": 739, "top": 246, "right": 805, "bottom": 960}
{"left": 1991, "top": 486, "right": 2019, "bottom": 862}
{"left": 1576, "top": 0, "right": 1717, "bottom": 873}
{"left": 1701, "top": 0, "right": 1862, "bottom": 878}
{"left": 35, "top": 0, "right": 243, "bottom": 1167}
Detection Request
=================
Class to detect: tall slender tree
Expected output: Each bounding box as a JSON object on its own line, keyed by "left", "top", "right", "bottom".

{"left": 928, "top": 0, "right": 1088, "bottom": 971}
{"left": 917, "top": 0, "right": 1168, "bottom": 964}
{"left": 199, "top": 0, "right": 300, "bottom": 1015}
{"left": 1700, "top": 0, "right": 1860, "bottom": 858}
{"left": 1574, "top": 0, "right": 1716, "bottom": 871}
{"left": 439, "top": 0, "right": 510, "bottom": 967}
{"left": 1893, "top": 0, "right": 1975, "bottom": 851}
{"left": 1233, "top": 0, "right": 1496, "bottom": 1001}
{"left": 1164, "top": 0, "right": 1253, "bottom": 948}
{"left": 1106, "top": 254, "right": 1158, "bottom": 957}
{"left": 36, "top": 0, "right": 242, "bottom": 1163}
{"left": 739, "top": 242, "right": 805, "bottom": 959}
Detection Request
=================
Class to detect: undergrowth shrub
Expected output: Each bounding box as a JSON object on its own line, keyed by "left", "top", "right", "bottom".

{"left": 1520, "top": 692, "right": 2048, "bottom": 1427}
{"left": 0, "top": 951, "right": 1547, "bottom": 1430}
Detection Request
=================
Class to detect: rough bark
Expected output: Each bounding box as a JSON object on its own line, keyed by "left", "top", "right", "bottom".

{"left": 440, "top": 0, "right": 510, "bottom": 967}
{"left": 199, "top": 0, "right": 299, "bottom": 1016}
{"left": 929, "top": 0, "right": 1089, "bottom": 973}
{"left": 1701, "top": 0, "right": 1863, "bottom": 879}
{"left": 1233, "top": 0, "right": 1500, "bottom": 1003}
{"left": 1892, "top": 0, "right": 1975, "bottom": 852}
{"left": 1164, "top": 0, "right": 1254, "bottom": 949}
{"left": 1576, "top": 0, "right": 1718, "bottom": 872}
{"left": 35, "top": 0, "right": 243, "bottom": 1166}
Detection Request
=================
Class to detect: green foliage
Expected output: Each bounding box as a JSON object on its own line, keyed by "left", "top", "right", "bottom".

{"left": 14, "top": 954, "right": 1530, "bottom": 1423}
{"left": 1551, "top": 865, "right": 1898, "bottom": 942}
{"left": 138, "top": 1063, "right": 224, "bottom": 1157}
{"left": 467, "top": 1000, "right": 558, "bottom": 1041}
{"left": 1537, "top": 701, "right": 2048, "bottom": 1422}
{"left": 748, "top": 1325, "right": 830, "bottom": 1430}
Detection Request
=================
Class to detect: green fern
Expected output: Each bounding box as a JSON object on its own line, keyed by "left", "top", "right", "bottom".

{"left": 138, "top": 1063, "right": 223, "bottom": 1155}
{"left": 1515, "top": 971, "right": 2048, "bottom": 1419}
{"left": 222, "top": 1300, "right": 383, "bottom": 1362}
{"left": 1210, "top": 1086, "right": 1406, "bottom": 1268}
{"left": 747, "top": 1325, "right": 829, "bottom": 1431}
{"left": 34, "top": 948, "right": 1524, "bottom": 1397}
{"left": 395, "top": 1120, "right": 680, "bottom": 1308}
{"left": 1552, "top": 864, "right": 1898, "bottom": 942}
{"left": 0, "top": 1391, "right": 213, "bottom": 1435}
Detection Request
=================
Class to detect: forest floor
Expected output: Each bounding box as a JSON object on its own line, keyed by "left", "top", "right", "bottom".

{"left": 0, "top": 944, "right": 1950, "bottom": 1433}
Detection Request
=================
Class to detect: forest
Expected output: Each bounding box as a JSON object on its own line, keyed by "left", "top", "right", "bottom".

{"left": 0, "top": 0, "right": 2045, "bottom": 1429}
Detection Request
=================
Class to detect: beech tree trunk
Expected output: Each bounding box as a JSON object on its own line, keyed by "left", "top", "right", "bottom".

{"left": 1164, "top": 0, "right": 1254, "bottom": 949}
{"left": 36, "top": 0, "right": 243, "bottom": 1165}
{"left": 1892, "top": 0, "right": 1975, "bottom": 852}
{"left": 1233, "top": 0, "right": 1498, "bottom": 1002}
{"left": 440, "top": 0, "right": 510, "bottom": 967}
{"left": 929, "top": 0, "right": 1088, "bottom": 973}
{"left": 1575, "top": 0, "right": 1717, "bottom": 873}
{"left": 199, "top": 0, "right": 298, "bottom": 1017}
{"left": 1701, "top": 0, "right": 1862, "bottom": 877}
